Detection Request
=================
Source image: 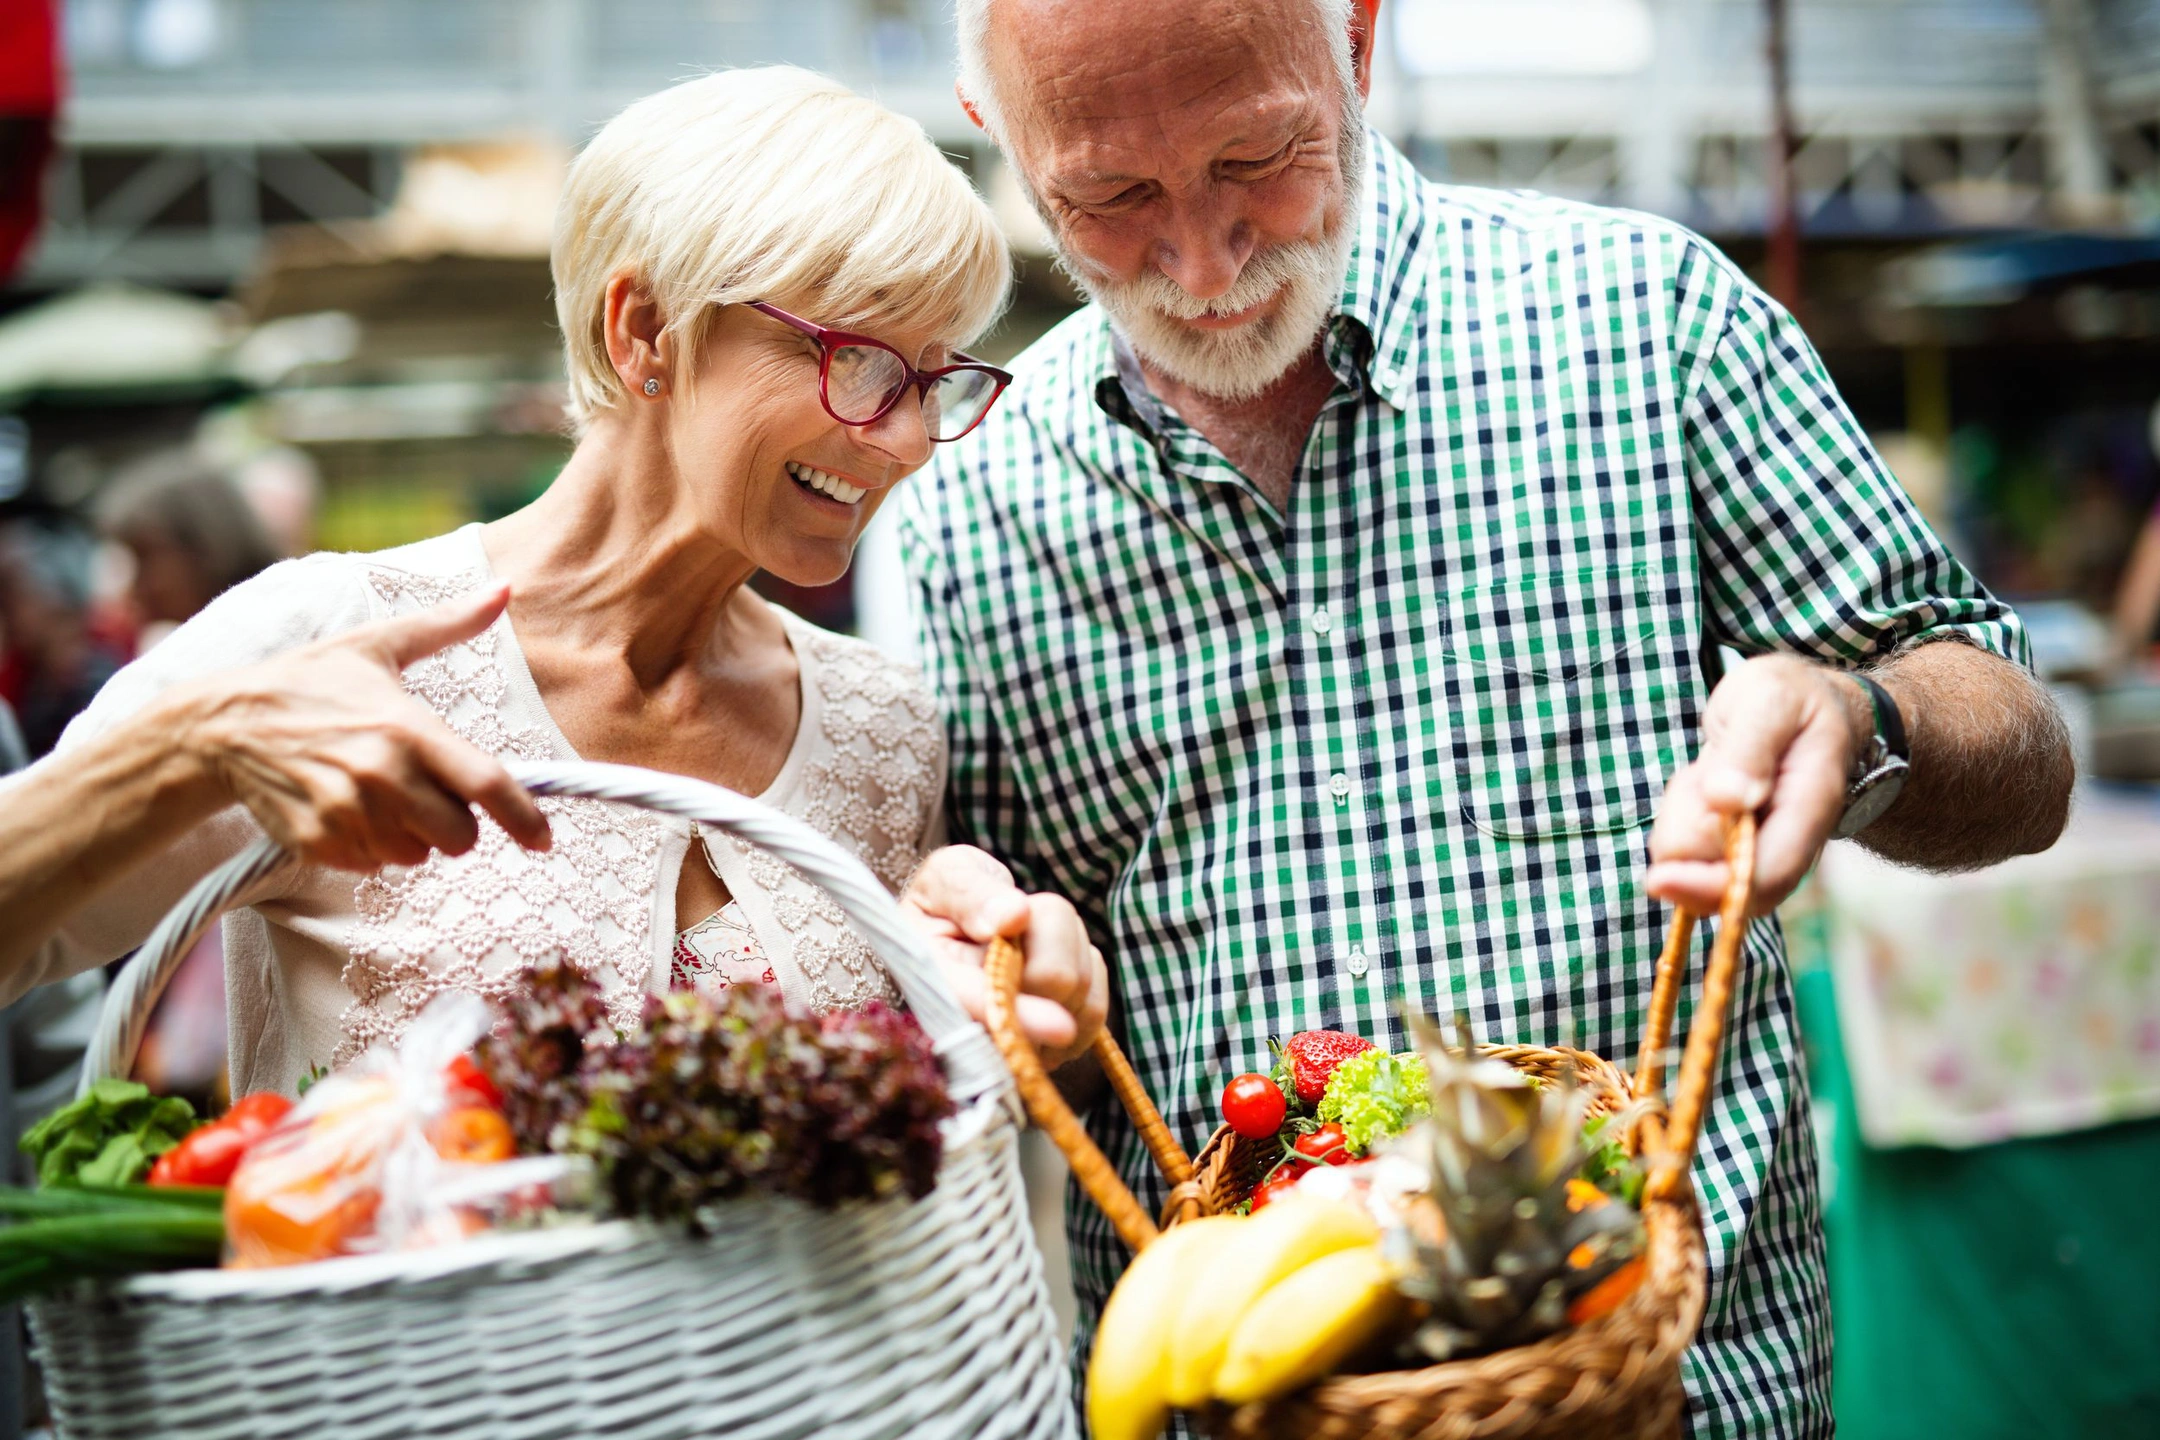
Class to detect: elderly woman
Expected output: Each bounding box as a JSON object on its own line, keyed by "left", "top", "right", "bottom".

{"left": 0, "top": 67, "right": 1106, "bottom": 1094}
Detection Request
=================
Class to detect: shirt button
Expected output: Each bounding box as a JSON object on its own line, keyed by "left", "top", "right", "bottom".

{"left": 1328, "top": 772, "right": 1351, "bottom": 805}
{"left": 1345, "top": 947, "right": 1371, "bottom": 978}
{"left": 1310, "top": 607, "right": 1333, "bottom": 636}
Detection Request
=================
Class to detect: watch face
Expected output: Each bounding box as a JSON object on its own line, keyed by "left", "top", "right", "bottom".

{"left": 1837, "top": 764, "right": 1908, "bottom": 838}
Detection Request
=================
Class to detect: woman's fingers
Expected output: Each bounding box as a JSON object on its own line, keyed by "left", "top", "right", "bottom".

{"left": 901, "top": 845, "right": 1030, "bottom": 942}
{"left": 913, "top": 876, "right": 1108, "bottom": 1070}
{"left": 403, "top": 721, "right": 550, "bottom": 852}
{"left": 935, "top": 954, "right": 1083, "bottom": 1052}
{"left": 373, "top": 583, "right": 511, "bottom": 667}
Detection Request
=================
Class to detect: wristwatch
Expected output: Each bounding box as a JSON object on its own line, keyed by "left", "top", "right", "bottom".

{"left": 1835, "top": 672, "right": 1910, "bottom": 838}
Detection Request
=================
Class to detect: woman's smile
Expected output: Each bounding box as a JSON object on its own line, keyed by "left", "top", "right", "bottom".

{"left": 785, "top": 459, "right": 873, "bottom": 509}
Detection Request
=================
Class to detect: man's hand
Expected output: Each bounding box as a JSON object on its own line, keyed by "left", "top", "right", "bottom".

{"left": 1645, "top": 654, "right": 1867, "bottom": 916}
{"left": 901, "top": 845, "right": 1109, "bottom": 1071}
{"left": 171, "top": 584, "right": 552, "bottom": 872}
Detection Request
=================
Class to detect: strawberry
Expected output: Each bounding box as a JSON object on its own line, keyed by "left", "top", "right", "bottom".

{"left": 1276, "top": 1030, "right": 1375, "bottom": 1107}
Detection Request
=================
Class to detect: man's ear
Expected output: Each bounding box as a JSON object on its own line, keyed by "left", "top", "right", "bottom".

{"left": 956, "top": 82, "right": 987, "bottom": 132}
{"left": 1349, "top": 0, "right": 1382, "bottom": 100}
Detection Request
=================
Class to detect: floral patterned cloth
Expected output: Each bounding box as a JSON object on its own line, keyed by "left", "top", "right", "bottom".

{"left": 672, "top": 897, "right": 778, "bottom": 996}
{"left": 1820, "top": 788, "right": 2160, "bottom": 1147}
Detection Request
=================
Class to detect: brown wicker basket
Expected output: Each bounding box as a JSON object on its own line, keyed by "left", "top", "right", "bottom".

{"left": 982, "top": 815, "right": 1759, "bottom": 1440}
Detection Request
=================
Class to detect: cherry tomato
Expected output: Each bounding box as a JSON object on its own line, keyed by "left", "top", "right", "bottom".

{"left": 1292, "top": 1122, "right": 1351, "bottom": 1166}
{"left": 1220, "top": 1072, "right": 1287, "bottom": 1140}
{"left": 1248, "top": 1171, "right": 1302, "bottom": 1212}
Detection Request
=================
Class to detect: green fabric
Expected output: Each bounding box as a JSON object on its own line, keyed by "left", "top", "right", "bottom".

{"left": 1792, "top": 959, "right": 2160, "bottom": 1435}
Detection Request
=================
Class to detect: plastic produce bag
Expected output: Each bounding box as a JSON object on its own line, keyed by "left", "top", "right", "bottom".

{"left": 225, "top": 994, "right": 568, "bottom": 1268}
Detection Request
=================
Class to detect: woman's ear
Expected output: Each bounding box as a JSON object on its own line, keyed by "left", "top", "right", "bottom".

{"left": 602, "top": 273, "right": 670, "bottom": 398}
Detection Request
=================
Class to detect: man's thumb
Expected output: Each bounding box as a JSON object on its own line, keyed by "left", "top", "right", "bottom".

{"left": 378, "top": 583, "right": 510, "bottom": 668}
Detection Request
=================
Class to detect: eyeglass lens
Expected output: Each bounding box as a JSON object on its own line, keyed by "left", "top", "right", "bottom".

{"left": 826, "top": 345, "right": 999, "bottom": 441}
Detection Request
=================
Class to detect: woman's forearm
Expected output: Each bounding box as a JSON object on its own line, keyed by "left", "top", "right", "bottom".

{"left": 0, "top": 690, "right": 224, "bottom": 976}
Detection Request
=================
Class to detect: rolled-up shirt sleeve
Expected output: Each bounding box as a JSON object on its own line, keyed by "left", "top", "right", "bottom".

{"left": 1679, "top": 254, "right": 2029, "bottom": 669}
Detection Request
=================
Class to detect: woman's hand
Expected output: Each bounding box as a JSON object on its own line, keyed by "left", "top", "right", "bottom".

{"left": 172, "top": 584, "right": 551, "bottom": 871}
{"left": 900, "top": 845, "right": 1109, "bottom": 1072}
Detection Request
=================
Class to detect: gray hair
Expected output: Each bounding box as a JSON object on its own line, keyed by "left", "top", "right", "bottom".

{"left": 955, "top": 0, "right": 1357, "bottom": 146}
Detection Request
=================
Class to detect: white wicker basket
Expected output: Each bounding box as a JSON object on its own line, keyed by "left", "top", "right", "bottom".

{"left": 29, "top": 760, "right": 1075, "bottom": 1440}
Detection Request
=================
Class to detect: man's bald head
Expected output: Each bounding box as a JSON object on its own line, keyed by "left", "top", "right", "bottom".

{"left": 957, "top": 0, "right": 1355, "bottom": 146}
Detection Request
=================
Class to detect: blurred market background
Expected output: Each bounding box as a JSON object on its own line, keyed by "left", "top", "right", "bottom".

{"left": 1, "top": 0, "right": 2158, "bottom": 1434}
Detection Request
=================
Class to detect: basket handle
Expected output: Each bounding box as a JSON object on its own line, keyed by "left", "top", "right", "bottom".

{"left": 78, "top": 760, "right": 1014, "bottom": 1111}
{"left": 982, "top": 936, "right": 1189, "bottom": 1252}
{"left": 1638, "top": 811, "right": 1757, "bottom": 1201}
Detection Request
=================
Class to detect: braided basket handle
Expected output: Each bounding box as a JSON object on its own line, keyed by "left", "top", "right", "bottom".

{"left": 982, "top": 937, "right": 1190, "bottom": 1252}
{"left": 78, "top": 760, "right": 1013, "bottom": 1110}
{"left": 1635, "top": 811, "right": 1757, "bottom": 1201}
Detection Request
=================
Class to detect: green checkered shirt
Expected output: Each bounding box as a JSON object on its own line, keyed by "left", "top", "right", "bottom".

{"left": 899, "top": 134, "right": 2025, "bottom": 1439}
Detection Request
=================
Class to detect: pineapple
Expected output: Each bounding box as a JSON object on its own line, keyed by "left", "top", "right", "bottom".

{"left": 1381, "top": 1014, "right": 1646, "bottom": 1361}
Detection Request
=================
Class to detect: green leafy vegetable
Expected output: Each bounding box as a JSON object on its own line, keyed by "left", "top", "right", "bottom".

{"left": 1316, "top": 1049, "right": 1431, "bottom": 1154}
{"left": 1578, "top": 1114, "right": 1645, "bottom": 1207}
{"left": 19, "top": 1079, "right": 198, "bottom": 1188}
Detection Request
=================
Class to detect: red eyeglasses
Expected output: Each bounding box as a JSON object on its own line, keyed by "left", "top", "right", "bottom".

{"left": 747, "top": 301, "right": 1013, "bottom": 443}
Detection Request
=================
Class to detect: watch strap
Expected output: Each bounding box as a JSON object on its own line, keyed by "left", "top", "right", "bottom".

{"left": 1850, "top": 672, "right": 1908, "bottom": 762}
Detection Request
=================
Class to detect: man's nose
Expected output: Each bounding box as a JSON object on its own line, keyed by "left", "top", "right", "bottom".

{"left": 1151, "top": 201, "right": 1256, "bottom": 304}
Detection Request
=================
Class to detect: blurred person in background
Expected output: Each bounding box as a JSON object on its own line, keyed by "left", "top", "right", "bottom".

{"left": 91, "top": 452, "right": 283, "bottom": 1095}
{"left": 0, "top": 67, "right": 1105, "bottom": 1103}
{"left": 98, "top": 449, "right": 283, "bottom": 646}
{"left": 0, "top": 522, "right": 125, "bottom": 757}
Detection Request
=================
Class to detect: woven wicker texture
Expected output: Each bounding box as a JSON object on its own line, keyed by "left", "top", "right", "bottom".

{"left": 36, "top": 761, "right": 1076, "bottom": 1440}
{"left": 983, "top": 816, "right": 1758, "bottom": 1440}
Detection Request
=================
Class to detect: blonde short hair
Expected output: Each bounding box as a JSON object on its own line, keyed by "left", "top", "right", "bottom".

{"left": 554, "top": 67, "right": 1011, "bottom": 430}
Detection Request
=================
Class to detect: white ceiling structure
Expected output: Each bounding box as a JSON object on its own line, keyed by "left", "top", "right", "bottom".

{"left": 18, "top": 0, "right": 2160, "bottom": 287}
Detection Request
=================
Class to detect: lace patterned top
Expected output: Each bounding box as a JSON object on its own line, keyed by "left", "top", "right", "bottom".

{"left": 3, "top": 525, "right": 947, "bottom": 1096}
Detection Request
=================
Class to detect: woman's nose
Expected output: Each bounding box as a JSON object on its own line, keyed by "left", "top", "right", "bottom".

{"left": 853, "top": 389, "right": 935, "bottom": 469}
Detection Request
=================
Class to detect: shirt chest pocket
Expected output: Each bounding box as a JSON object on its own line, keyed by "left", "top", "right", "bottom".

{"left": 1438, "top": 565, "right": 1690, "bottom": 842}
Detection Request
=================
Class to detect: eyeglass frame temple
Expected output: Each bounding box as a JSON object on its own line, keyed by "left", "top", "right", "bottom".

{"left": 744, "top": 300, "right": 1012, "bottom": 440}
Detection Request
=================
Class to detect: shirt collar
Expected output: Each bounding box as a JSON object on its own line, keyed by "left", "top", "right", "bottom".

{"left": 1089, "top": 130, "right": 1429, "bottom": 426}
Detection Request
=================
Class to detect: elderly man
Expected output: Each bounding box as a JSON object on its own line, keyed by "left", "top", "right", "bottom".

{"left": 896, "top": 0, "right": 2072, "bottom": 1432}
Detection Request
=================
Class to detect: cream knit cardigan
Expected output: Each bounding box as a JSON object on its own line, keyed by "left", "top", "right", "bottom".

{"left": 2, "top": 526, "right": 946, "bottom": 1095}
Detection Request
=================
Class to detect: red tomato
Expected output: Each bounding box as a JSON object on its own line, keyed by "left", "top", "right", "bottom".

{"left": 442, "top": 1054, "right": 505, "bottom": 1111}
{"left": 147, "top": 1092, "right": 294, "bottom": 1188}
{"left": 225, "top": 1092, "right": 295, "bottom": 1134}
{"left": 1220, "top": 1073, "right": 1287, "bottom": 1140}
{"left": 1249, "top": 1171, "right": 1302, "bottom": 1212}
{"left": 1292, "top": 1122, "right": 1351, "bottom": 1166}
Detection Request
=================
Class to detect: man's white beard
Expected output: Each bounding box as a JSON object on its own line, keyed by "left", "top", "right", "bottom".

{"left": 1058, "top": 130, "right": 1365, "bottom": 404}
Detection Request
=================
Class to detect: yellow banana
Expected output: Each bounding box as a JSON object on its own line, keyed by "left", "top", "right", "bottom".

{"left": 1214, "top": 1245, "right": 1410, "bottom": 1405}
{"left": 1162, "top": 1194, "right": 1378, "bottom": 1408}
{"left": 1088, "top": 1216, "right": 1242, "bottom": 1440}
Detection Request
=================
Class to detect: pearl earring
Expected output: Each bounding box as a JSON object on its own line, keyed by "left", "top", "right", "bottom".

{"left": 642, "top": 378, "right": 661, "bottom": 397}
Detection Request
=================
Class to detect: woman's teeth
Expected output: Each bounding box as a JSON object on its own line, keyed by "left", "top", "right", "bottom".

{"left": 786, "top": 461, "right": 864, "bottom": 505}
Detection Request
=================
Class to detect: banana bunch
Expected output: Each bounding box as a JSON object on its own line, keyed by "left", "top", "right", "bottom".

{"left": 1087, "top": 1195, "right": 1413, "bottom": 1440}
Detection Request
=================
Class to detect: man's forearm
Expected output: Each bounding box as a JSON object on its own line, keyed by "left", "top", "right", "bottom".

{"left": 0, "top": 692, "right": 222, "bottom": 974}
{"left": 1852, "top": 640, "right": 2073, "bottom": 871}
